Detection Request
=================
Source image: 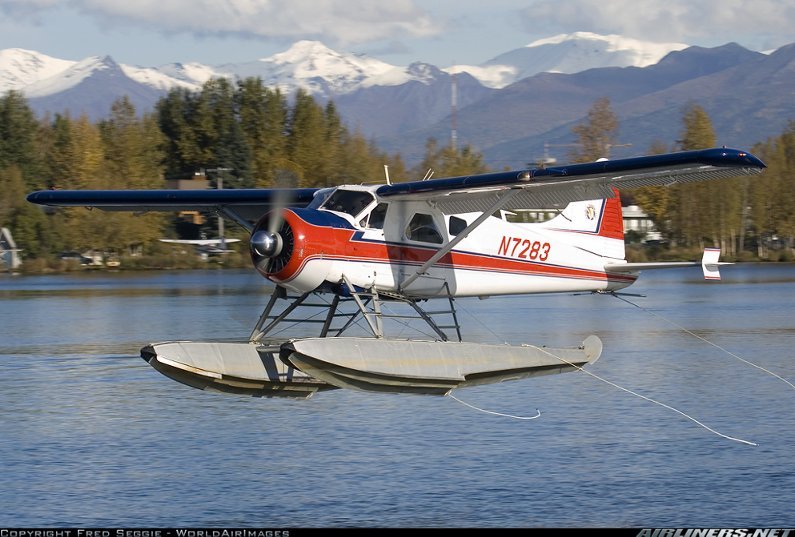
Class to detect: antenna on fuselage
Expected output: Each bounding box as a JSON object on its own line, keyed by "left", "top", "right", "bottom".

{"left": 384, "top": 164, "right": 391, "bottom": 185}
{"left": 422, "top": 168, "right": 434, "bottom": 181}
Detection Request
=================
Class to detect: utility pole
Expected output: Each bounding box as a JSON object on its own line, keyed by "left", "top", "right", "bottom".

{"left": 206, "top": 167, "right": 232, "bottom": 244}
{"left": 451, "top": 71, "right": 458, "bottom": 152}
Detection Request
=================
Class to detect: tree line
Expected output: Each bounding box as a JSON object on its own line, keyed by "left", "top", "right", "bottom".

{"left": 569, "top": 97, "right": 795, "bottom": 260}
{"left": 0, "top": 78, "right": 483, "bottom": 265}
{"left": 1, "top": 81, "right": 793, "bottom": 269}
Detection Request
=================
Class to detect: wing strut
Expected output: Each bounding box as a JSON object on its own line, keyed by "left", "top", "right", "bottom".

{"left": 399, "top": 189, "right": 520, "bottom": 292}
{"left": 218, "top": 206, "right": 255, "bottom": 232}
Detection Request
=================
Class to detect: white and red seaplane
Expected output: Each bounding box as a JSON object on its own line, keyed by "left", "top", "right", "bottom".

{"left": 28, "top": 148, "right": 765, "bottom": 397}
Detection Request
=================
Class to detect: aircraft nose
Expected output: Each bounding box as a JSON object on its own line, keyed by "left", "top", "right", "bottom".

{"left": 250, "top": 230, "right": 282, "bottom": 258}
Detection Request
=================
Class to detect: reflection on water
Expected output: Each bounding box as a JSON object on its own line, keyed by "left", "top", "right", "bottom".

{"left": 1, "top": 265, "right": 794, "bottom": 527}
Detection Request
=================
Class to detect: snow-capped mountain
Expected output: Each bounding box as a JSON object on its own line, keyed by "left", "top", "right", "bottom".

{"left": 0, "top": 48, "right": 75, "bottom": 92}
{"left": 25, "top": 55, "right": 118, "bottom": 98}
{"left": 23, "top": 55, "right": 171, "bottom": 121}
{"left": 456, "top": 32, "right": 689, "bottom": 88}
{"left": 153, "top": 62, "right": 224, "bottom": 89}
{"left": 215, "top": 40, "right": 412, "bottom": 96}
{"left": 0, "top": 33, "right": 695, "bottom": 103}
{"left": 1, "top": 34, "right": 792, "bottom": 170}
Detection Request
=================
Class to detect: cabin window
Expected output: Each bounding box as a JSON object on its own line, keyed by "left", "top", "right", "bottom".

{"left": 364, "top": 203, "right": 388, "bottom": 229}
{"left": 406, "top": 213, "right": 443, "bottom": 244}
{"left": 321, "top": 189, "right": 375, "bottom": 217}
{"left": 448, "top": 216, "right": 468, "bottom": 236}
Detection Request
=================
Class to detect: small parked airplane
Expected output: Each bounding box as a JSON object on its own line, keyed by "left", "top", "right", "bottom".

{"left": 159, "top": 236, "right": 241, "bottom": 256}
{"left": 27, "top": 147, "right": 765, "bottom": 398}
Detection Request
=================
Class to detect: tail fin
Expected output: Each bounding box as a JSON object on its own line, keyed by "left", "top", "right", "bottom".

{"left": 537, "top": 189, "right": 625, "bottom": 260}
{"left": 701, "top": 247, "right": 728, "bottom": 280}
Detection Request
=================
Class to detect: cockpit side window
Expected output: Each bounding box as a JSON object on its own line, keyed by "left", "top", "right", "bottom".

{"left": 321, "top": 189, "right": 375, "bottom": 217}
{"left": 364, "top": 203, "right": 388, "bottom": 229}
{"left": 406, "top": 213, "right": 443, "bottom": 244}
{"left": 448, "top": 215, "right": 468, "bottom": 236}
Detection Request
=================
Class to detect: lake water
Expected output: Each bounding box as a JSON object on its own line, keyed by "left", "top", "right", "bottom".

{"left": 1, "top": 264, "right": 793, "bottom": 528}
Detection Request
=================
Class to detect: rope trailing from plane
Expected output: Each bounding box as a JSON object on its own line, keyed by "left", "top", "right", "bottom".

{"left": 447, "top": 392, "right": 541, "bottom": 420}
{"left": 448, "top": 296, "right": 756, "bottom": 443}
{"left": 612, "top": 293, "right": 795, "bottom": 391}
{"left": 533, "top": 345, "right": 758, "bottom": 447}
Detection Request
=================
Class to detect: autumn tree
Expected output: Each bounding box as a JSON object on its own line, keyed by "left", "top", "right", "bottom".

{"left": 0, "top": 165, "right": 52, "bottom": 258}
{"left": 569, "top": 97, "right": 619, "bottom": 163}
{"left": 96, "top": 97, "right": 167, "bottom": 252}
{"left": 416, "top": 138, "right": 488, "bottom": 179}
{"left": 99, "top": 96, "right": 164, "bottom": 186}
{"left": 631, "top": 141, "right": 676, "bottom": 239}
{"left": 750, "top": 123, "right": 795, "bottom": 258}
{"left": 27, "top": 100, "right": 168, "bottom": 257}
{"left": 676, "top": 103, "right": 745, "bottom": 253}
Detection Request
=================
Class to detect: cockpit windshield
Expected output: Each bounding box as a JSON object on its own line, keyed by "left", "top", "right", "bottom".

{"left": 320, "top": 189, "right": 375, "bottom": 217}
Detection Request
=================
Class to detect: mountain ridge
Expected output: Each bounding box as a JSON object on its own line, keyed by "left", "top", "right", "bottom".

{"left": 1, "top": 34, "right": 791, "bottom": 168}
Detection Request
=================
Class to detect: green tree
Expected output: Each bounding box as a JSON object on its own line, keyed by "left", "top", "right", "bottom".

{"left": 0, "top": 91, "right": 42, "bottom": 184}
{"left": 157, "top": 88, "right": 202, "bottom": 179}
{"left": 0, "top": 92, "right": 51, "bottom": 256}
{"left": 195, "top": 78, "right": 250, "bottom": 188}
{"left": 287, "top": 89, "right": 327, "bottom": 187}
{"left": 321, "top": 101, "right": 345, "bottom": 185}
{"left": 237, "top": 78, "right": 282, "bottom": 187}
{"left": 39, "top": 113, "right": 75, "bottom": 190}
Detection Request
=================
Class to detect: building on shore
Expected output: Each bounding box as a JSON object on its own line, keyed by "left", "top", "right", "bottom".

{"left": 508, "top": 205, "right": 662, "bottom": 243}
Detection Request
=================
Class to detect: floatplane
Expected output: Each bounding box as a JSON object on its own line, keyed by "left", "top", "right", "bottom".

{"left": 27, "top": 148, "right": 765, "bottom": 398}
{"left": 159, "top": 235, "right": 241, "bottom": 257}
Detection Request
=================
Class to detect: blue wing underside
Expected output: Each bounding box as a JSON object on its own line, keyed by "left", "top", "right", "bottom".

{"left": 27, "top": 148, "right": 765, "bottom": 222}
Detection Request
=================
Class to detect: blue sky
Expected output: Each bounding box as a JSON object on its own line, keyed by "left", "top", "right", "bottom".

{"left": 0, "top": 0, "right": 793, "bottom": 67}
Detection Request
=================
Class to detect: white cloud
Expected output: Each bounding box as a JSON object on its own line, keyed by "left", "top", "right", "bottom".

{"left": 519, "top": 0, "right": 795, "bottom": 50}
{"left": 0, "top": 0, "right": 60, "bottom": 20}
{"left": 2, "top": 0, "right": 440, "bottom": 45}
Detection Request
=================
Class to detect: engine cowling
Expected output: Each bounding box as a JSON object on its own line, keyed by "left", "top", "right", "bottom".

{"left": 250, "top": 212, "right": 293, "bottom": 275}
{"left": 249, "top": 208, "right": 338, "bottom": 293}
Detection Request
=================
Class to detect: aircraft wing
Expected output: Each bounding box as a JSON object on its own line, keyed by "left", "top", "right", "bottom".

{"left": 26, "top": 188, "right": 320, "bottom": 227}
{"left": 27, "top": 148, "right": 764, "bottom": 220}
{"left": 375, "top": 148, "right": 765, "bottom": 213}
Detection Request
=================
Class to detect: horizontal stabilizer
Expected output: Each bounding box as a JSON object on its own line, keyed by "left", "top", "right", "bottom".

{"left": 605, "top": 248, "right": 730, "bottom": 280}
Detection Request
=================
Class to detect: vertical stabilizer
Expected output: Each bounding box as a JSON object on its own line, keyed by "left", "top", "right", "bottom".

{"left": 701, "top": 247, "right": 724, "bottom": 280}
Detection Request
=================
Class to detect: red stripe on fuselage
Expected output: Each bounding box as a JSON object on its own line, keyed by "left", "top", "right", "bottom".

{"left": 270, "top": 210, "right": 636, "bottom": 285}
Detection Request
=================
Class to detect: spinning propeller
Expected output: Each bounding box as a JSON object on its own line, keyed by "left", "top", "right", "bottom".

{"left": 249, "top": 191, "right": 294, "bottom": 274}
